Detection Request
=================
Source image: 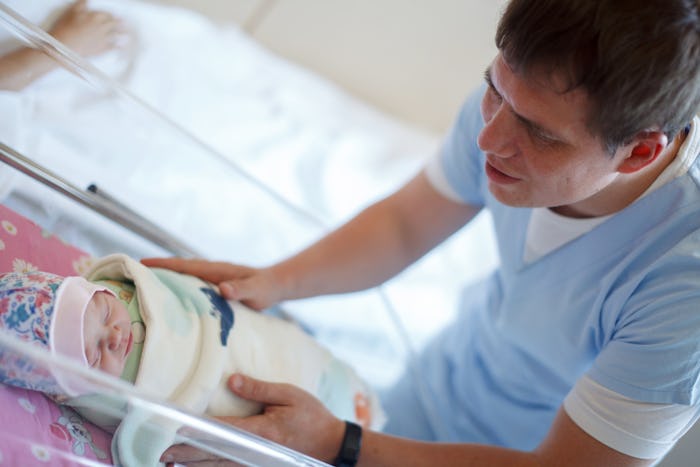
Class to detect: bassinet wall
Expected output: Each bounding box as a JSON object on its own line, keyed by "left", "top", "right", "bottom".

{"left": 0, "top": 0, "right": 502, "bottom": 464}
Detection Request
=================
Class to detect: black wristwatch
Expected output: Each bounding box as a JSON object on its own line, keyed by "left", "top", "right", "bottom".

{"left": 333, "top": 421, "right": 362, "bottom": 467}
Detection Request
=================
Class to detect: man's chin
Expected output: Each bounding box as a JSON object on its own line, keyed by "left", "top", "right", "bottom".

{"left": 487, "top": 184, "right": 532, "bottom": 208}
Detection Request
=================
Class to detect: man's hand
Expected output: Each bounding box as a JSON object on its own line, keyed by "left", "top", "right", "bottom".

{"left": 161, "top": 374, "right": 345, "bottom": 465}
{"left": 141, "top": 258, "right": 283, "bottom": 310}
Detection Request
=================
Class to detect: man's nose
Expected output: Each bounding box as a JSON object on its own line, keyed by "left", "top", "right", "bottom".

{"left": 478, "top": 105, "right": 517, "bottom": 158}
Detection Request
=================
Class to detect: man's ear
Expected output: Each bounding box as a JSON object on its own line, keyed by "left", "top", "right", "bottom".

{"left": 617, "top": 131, "right": 668, "bottom": 174}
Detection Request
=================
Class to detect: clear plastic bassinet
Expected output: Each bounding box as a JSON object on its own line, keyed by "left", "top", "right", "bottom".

{"left": 0, "top": 1, "right": 499, "bottom": 465}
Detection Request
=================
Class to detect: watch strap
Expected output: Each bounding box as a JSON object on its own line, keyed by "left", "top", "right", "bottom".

{"left": 333, "top": 421, "right": 362, "bottom": 467}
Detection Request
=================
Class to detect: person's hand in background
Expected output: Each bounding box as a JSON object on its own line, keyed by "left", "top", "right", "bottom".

{"left": 49, "top": 0, "right": 127, "bottom": 58}
{"left": 0, "top": 0, "right": 127, "bottom": 90}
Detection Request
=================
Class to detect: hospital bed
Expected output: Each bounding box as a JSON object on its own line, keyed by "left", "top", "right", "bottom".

{"left": 0, "top": 0, "right": 499, "bottom": 464}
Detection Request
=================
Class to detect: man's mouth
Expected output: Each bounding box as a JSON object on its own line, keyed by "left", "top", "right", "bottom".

{"left": 485, "top": 160, "right": 520, "bottom": 184}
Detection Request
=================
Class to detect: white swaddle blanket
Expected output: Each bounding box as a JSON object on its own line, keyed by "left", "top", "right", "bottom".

{"left": 81, "top": 254, "right": 384, "bottom": 466}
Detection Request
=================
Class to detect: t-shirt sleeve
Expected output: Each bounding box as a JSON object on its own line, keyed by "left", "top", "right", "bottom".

{"left": 564, "top": 375, "right": 700, "bottom": 460}
{"left": 589, "top": 242, "right": 700, "bottom": 406}
{"left": 424, "top": 84, "right": 487, "bottom": 207}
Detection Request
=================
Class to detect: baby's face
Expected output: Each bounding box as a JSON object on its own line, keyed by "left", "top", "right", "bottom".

{"left": 83, "top": 291, "right": 133, "bottom": 377}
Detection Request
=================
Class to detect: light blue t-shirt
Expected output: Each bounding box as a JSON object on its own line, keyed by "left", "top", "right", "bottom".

{"left": 381, "top": 86, "right": 700, "bottom": 450}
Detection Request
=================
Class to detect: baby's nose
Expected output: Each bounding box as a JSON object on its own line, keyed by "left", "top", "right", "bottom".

{"left": 108, "top": 326, "right": 122, "bottom": 350}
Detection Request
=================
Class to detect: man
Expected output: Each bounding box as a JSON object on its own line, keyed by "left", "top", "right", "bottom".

{"left": 147, "top": 0, "right": 700, "bottom": 465}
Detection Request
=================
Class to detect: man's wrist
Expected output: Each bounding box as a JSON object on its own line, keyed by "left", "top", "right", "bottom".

{"left": 333, "top": 421, "right": 362, "bottom": 467}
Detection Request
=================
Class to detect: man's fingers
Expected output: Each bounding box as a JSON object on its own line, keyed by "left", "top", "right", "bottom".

{"left": 160, "top": 443, "right": 218, "bottom": 464}
{"left": 166, "top": 418, "right": 275, "bottom": 464}
{"left": 218, "top": 281, "right": 237, "bottom": 299}
{"left": 213, "top": 413, "right": 278, "bottom": 440}
{"left": 141, "top": 256, "right": 201, "bottom": 271}
{"left": 141, "top": 257, "right": 237, "bottom": 283}
{"left": 219, "top": 279, "right": 252, "bottom": 301}
{"left": 139, "top": 259, "right": 271, "bottom": 308}
{"left": 228, "top": 374, "right": 295, "bottom": 406}
{"left": 162, "top": 442, "right": 249, "bottom": 466}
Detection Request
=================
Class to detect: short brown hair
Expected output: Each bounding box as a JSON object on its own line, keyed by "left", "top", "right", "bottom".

{"left": 496, "top": 0, "right": 700, "bottom": 153}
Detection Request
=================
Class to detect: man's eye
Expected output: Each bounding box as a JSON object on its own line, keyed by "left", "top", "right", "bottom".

{"left": 530, "top": 129, "right": 558, "bottom": 147}
{"left": 487, "top": 86, "right": 503, "bottom": 103}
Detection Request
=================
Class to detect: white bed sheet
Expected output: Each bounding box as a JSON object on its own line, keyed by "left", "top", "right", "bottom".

{"left": 0, "top": 0, "right": 498, "bottom": 391}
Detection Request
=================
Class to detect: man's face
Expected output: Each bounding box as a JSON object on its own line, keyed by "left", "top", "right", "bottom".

{"left": 478, "top": 54, "right": 627, "bottom": 217}
{"left": 83, "top": 291, "right": 133, "bottom": 377}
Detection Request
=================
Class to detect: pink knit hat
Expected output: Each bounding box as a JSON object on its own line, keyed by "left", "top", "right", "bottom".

{"left": 0, "top": 270, "right": 114, "bottom": 398}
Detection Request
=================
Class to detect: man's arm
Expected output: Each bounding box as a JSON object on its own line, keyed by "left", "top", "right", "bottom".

{"left": 144, "top": 170, "right": 480, "bottom": 309}
{"left": 162, "top": 375, "right": 655, "bottom": 467}
{"left": 357, "top": 408, "right": 654, "bottom": 467}
{"left": 270, "top": 169, "right": 480, "bottom": 299}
